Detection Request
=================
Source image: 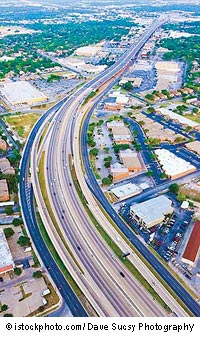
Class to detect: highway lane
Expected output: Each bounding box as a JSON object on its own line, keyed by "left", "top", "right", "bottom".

{"left": 19, "top": 99, "right": 88, "bottom": 317}
{"left": 28, "top": 16, "right": 176, "bottom": 316}
{"left": 43, "top": 100, "right": 161, "bottom": 317}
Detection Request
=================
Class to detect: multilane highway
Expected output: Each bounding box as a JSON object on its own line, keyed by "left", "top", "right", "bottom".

{"left": 22, "top": 17, "right": 197, "bottom": 316}
{"left": 29, "top": 18, "right": 176, "bottom": 316}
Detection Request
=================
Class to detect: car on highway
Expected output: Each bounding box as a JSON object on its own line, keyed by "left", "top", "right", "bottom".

{"left": 120, "top": 271, "right": 125, "bottom": 277}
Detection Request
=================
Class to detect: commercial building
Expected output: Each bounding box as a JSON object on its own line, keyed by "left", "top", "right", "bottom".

{"left": 110, "top": 163, "right": 129, "bottom": 182}
{"left": 0, "top": 81, "right": 47, "bottom": 106}
{"left": 186, "top": 141, "right": 200, "bottom": 156}
{"left": 75, "top": 45, "right": 101, "bottom": 57}
{"left": 0, "top": 179, "right": 9, "bottom": 202}
{"left": 110, "top": 182, "right": 142, "bottom": 201}
{"left": 0, "top": 157, "right": 15, "bottom": 175}
{"left": 130, "top": 195, "right": 173, "bottom": 228}
{"left": 0, "top": 229, "right": 15, "bottom": 274}
{"left": 155, "top": 149, "right": 196, "bottom": 179}
{"left": 156, "top": 107, "right": 199, "bottom": 128}
{"left": 181, "top": 221, "right": 200, "bottom": 267}
{"left": 113, "top": 134, "right": 132, "bottom": 145}
{"left": 107, "top": 120, "right": 133, "bottom": 145}
{"left": 119, "top": 149, "right": 142, "bottom": 172}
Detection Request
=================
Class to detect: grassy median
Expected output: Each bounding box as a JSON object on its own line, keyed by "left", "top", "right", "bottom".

{"left": 70, "top": 158, "right": 172, "bottom": 314}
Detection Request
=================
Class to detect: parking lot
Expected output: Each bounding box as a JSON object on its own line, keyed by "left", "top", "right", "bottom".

{"left": 119, "top": 193, "right": 194, "bottom": 264}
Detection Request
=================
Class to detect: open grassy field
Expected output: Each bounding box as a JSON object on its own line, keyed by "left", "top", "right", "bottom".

{"left": 4, "top": 113, "right": 41, "bottom": 138}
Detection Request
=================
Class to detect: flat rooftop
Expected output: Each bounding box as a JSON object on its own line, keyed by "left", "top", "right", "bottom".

{"left": 157, "top": 107, "right": 198, "bottom": 128}
{"left": 111, "top": 182, "right": 141, "bottom": 199}
{"left": 0, "top": 81, "right": 47, "bottom": 105}
{"left": 130, "top": 195, "right": 173, "bottom": 226}
{"left": 0, "top": 229, "right": 14, "bottom": 274}
{"left": 186, "top": 141, "right": 200, "bottom": 156}
{"left": 155, "top": 149, "right": 196, "bottom": 177}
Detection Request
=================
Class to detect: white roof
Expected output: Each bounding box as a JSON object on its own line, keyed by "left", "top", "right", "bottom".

{"left": 130, "top": 195, "right": 173, "bottom": 226}
{"left": 111, "top": 162, "right": 128, "bottom": 173}
{"left": 111, "top": 183, "right": 141, "bottom": 198}
{"left": 181, "top": 201, "right": 189, "bottom": 209}
{"left": 155, "top": 149, "right": 196, "bottom": 177}
{"left": 107, "top": 120, "right": 124, "bottom": 128}
{"left": 0, "top": 229, "right": 14, "bottom": 273}
{"left": 0, "top": 81, "right": 47, "bottom": 105}
{"left": 157, "top": 107, "right": 198, "bottom": 127}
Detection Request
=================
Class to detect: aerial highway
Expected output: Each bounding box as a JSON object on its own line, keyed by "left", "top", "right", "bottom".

{"left": 19, "top": 99, "right": 88, "bottom": 317}
{"left": 32, "top": 87, "right": 167, "bottom": 316}
{"left": 29, "top": 17, "right": 192, "bottom": 317}
{"left": 21, "top": 16, "right": 199, "bottom": 317}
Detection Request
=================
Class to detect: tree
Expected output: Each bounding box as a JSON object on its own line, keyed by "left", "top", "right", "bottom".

{"left": 17, "top": 235, "right": 30, "bottom": 247}
{"left": 4, "top": 228, "right": 14, "bottom": 239}
{"left": 13, "top": 218, "right": 23, "bottom": 226}
{"left": 32, "top": 271, "right": 42, "bottom": 279}
{"left": 176, "top": 193, "right": 187, "bottom": 202}
{"left": 160, "top": 172, "right": 168, "bottom": 179}
{"left": 89, "top": 148, "right": 99, "bottom": 157}
{"left": 102, "top": 176, "right": 112, "bottom": 185}
{"left": 5, "top": 205, "right": 14, "bottom": 215}
{"left": 122, "top": 81, "right": 133, "bottom": 91}
{"left": 3, "top": 313, "right": 13, "bottom": 317}
{"left": 104, "top": 147, "right": 109, "bottom": 154}
{"left": 169, "top": 183, "right": 179, "bottom": 194}
{"left": 146, "top": 170, "right": 153, "bottom": 177}
{"left": 14, "top": 267, "right": 22, "bottom": 276}
{"left": 1, "top": 304, "right": 8, "bottom": 312}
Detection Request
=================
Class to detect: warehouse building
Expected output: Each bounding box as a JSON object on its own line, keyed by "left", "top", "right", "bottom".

{"left": 156, "top": 107, "right": 198, "bottom": 128}
{"left": 181, "top": 221, "right": 200, "bottom": 267}
{"left": 119, "top": 149, "right": 142, "bottom": 173}
{"left": 130, "top": 195, "right": 173, "bottom": 228}
{"left": 110, "top": 183, "right": 142, "bottom": 201}
{"left": 155, "top": 149, "right": 196, "bottom": 179}
{"left": 186, "top": 141, "right": 200, "bottom": 157}
{"left": 0, "top": 229, "right": 15, "bottom": 275}
{"left": 0, "top": 81, "right": 47, "bottom": 106}
{"left": 110, "top": 163, "right": 129, "bottom": 182}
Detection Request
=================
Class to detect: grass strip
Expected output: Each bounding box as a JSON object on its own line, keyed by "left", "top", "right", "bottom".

{"left": 38, "top": 151, "right": 83, "bottom": 273}
{"left": 36, "top": 210, "right": 82, "bottom": 297}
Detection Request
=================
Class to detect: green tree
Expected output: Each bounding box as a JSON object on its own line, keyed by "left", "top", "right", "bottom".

{"left": 1, "top": 304, "right": 8, "bottom": 312}
{"left": 32, "top": 271, "right": 42, "bottom": 279}
{"left": 104, "top": 147, "right": 109, "bottom": 154}
{"left": 146, "top": 170, "right": 153, "bottom": 177}
{"left": 160, "top": 172, "right": 168, "bottom": 179}
{"left": 17, "top": 235, "right": 30, "bottom": 247}
{"left": 12, "top": 218, "right": 23, "bottom": 226}
{"left": 14, "top": 267, "right": 22, "bottom": 276}
{"left": 169, "top": 183, "right": 179, "bottom": 194}
{"left": 3, "top": 313, "right": 13, "bottom": 317}
{"left": 176, "top": 193, "right": 187, "bottom": 202}
{"left": 122, "top": 81, "right": 133, "bottom": 91}
{"left": 102, "top": 176, "right": 112, "bottom": 185}
{"left": 5, "top": 205, "right": 14, "bottom": 215}
{"left": 4, "top": 228, "right": 14, "bottom": 239}
{"left": 89, "top": 148, "right": 99, "bottom": 157}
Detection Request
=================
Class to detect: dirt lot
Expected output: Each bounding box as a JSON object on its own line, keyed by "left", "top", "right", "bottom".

{"left": 4, "top": 113, "right": 41, "bottom": 139}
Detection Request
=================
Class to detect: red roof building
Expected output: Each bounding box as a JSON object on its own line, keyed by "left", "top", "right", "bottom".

{"left": 182, "top": 221, "right": 200, "bottom": 266}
